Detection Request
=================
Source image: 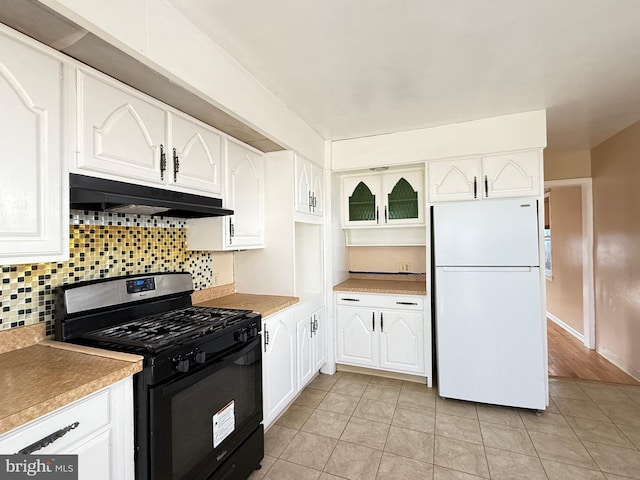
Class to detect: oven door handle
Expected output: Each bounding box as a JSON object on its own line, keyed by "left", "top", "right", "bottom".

{"left": 154, "top": 337, "right": 261, "bottom": 397}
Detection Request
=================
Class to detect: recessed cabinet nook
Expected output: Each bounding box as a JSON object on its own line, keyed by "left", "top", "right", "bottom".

{"left": 427, "top": 150, "right": 542, "bottom": 202}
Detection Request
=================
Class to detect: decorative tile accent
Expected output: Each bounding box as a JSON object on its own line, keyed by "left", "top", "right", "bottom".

{"left": 0, "top": 210, "right": 218, "bottom": 336}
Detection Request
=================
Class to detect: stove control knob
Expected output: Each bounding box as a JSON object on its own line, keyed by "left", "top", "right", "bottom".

{"left": 175, "top": 357, "right": 190, "bottom": 373}
{"left": 235, "top": 329, "right": 249, "bottom": 343}
{"left": 249, "top": 325, "right": 259, "bottom": 338}
{"left": 194, "top": 350, "right": 206, "bottom": 364}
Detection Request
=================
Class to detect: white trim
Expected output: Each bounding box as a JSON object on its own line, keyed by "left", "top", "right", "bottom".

{"left": 544, "top": 178, "right": 595, "bottom": 350}
{"left": 547, "top": 312, "right": 585, "bottom": 343}
{"left": 596, "top": 345, "right": 640, "bottom": 382}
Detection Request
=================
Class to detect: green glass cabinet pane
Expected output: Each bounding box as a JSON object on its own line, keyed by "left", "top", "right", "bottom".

{"left": 387, "top": 177, "right": 418, "bottom": 219}
{"left": 349, "top": 181, "right": 376, "bottom": 221}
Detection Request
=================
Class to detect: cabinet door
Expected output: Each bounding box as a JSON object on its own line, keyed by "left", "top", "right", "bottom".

{"left": 295, "top": 156, "right": 313, "bottom": 214}
{"left": 381, "top": 170, "right": 424, "bottom": 225}
{"left": 310, "top": 163, "right": 324, "bottom": 217}
{"left": 225, "top": 140, "right": 265, "bottom": 248}
{"left": 0, "top": 32, "right": 66, "bottom": 263}
{"left": 169, "top": 112, "right": 222, "bottom": 195}
{"left": 342, "top": 175, "right": 382, "bottom": 227}
{"left": 336, "top": 307, "right": 378, "bottom": 368}
{"left": 379, "top": 310, "right": 425, "bottom": 374}
{"left": 262, "top": 311, "right": 296, "bottom": 427}
{"left": 312, "top": 308, "right": 326, "bottom": 371}
{"left": 77, "top": 70, "right": 166, "bottom": 185}
{"left": 427, "top": 157, "right": 480, "bottom": 202}
{"left": 481, "top": 150, "right": 541, "bottom": 198}
{"left": 69, "top": 429, "right": 112, "bottom": 480}
{"left": 296, "top": 314, "right": 314, "bottom": 389}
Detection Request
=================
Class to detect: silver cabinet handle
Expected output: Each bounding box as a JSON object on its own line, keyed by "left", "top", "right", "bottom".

{"left": 372, "top": 312, "right": 375, "bottom": 332}
{"left": 263, "top": 324, "right": 269, "bottom": 352}
{"left": 341, "top": 298, "right": 360, "bottom": 302}
{"left": 396, "top": 301, "right": 418, "bottom": 306}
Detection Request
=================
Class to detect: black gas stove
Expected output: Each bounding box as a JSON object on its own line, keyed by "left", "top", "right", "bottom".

{"left": 55, "top": 273, "right": 264, "bottom": 480}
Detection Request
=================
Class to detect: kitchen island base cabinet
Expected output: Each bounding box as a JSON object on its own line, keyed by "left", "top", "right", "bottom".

{"left": 0, "top": 377, "right": 134, "bottom": 480}
{"left": 336, "top": 293, "right": 430, "bottom": 381}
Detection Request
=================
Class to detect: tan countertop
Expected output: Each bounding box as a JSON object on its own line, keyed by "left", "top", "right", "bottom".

{"left": 334, "top": 278, "right": 427, "bottom": 295}
{"left": 195, "top": 293, "right": 299, "bottom": 317}
{"left": 0, "top": 325, "right": 143, "bottom": 436}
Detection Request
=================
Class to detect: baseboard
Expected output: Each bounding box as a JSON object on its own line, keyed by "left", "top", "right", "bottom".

{"left": 547, "top": 312, "right": 585, "bottom": 343}
{"left": 596, "top": 345, "right": 640, "bottom": 383}
{"left": 336, "top": 363, "right": 428, "bottom": 385}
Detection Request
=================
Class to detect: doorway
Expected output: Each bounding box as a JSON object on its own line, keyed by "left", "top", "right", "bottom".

{"left": 544, "top": 178, "right": 638, "bottom": 384}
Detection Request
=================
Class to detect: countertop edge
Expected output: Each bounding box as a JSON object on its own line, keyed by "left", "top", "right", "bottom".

{"left": 0, "top": 344, "right": 143, "bottom": 436}
{"left": 333, "top": 286, "right": 427, "bottom": 295}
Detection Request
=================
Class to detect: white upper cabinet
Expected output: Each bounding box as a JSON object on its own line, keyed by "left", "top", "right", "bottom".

{"left": 295, "top": 155, "right": 323, "bottom": 217}
{"left": 187, "top": 139, "right": 264, "bottom": 251}
{"left": 76, "top": 70, "right": 167, "bottom": 185}
{"left": 342, "top": 168, "right": 425, "bottom": 228}
{"left": 0, "top": 30, "right": 67, "bottom": 264}
{"left": 76, "top": 69, "right": 224, "bottom": 196}
{"left": 428, "top": 150, "right": 541, "bottom": 202}
{"left": 427, "top": 157, "right": 480, "bottom": 202}
{"left": 481, "top": 150, "right": 541, "bottom": 199}
{"left": 168, "top": 111, "right": 222, "bottom": 195}
{"left": 224, "top": 139, "right": 264, "bottom": 248}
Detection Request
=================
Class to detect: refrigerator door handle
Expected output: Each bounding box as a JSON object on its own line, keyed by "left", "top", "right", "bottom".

{"left": 440, "top": 266, "right": 534, "bottom": 273}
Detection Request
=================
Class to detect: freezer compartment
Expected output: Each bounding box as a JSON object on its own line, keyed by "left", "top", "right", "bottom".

{"left": 435, "top": 266, "right": 546, "bottom": 410}
{"left": 433, "top": 199, "right": 540, "bottom": 267}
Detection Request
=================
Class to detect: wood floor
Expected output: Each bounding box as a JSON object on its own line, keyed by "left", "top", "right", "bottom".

{"left": 547, "top": 319, "right": 640, "bottom": 385}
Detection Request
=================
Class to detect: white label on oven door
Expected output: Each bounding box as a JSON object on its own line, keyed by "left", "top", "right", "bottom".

{"left": 212, "top": 400, "right": 235, "bottom": 448}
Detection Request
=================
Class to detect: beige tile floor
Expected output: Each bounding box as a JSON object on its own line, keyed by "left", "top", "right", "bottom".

{"left": 250, "top": 371, "right": 640, "bottom": 480}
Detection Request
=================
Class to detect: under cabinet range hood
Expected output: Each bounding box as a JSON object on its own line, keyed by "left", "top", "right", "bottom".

{"left": 70, "top": 174, "right": 233, "bottom": 218}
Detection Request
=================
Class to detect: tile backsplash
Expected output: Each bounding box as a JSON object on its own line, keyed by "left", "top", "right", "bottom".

{"left": 1, "top": 210, "right": 216, "bottom": 335}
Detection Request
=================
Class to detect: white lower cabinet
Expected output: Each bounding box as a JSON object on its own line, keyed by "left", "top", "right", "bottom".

{"left": 296, "top": 307, "right": 325, "bottom": 389}
{"left": 336, "top": 293, "right": 427, "bottom": 376}
{"left": 0, "top": 377, "right": 134, "bottom": 480}
{"left": 262, "top": 308, "right": 297, "bottom": 428}
{"left": 263, "top": 305, "right": 325, "bottom": 429}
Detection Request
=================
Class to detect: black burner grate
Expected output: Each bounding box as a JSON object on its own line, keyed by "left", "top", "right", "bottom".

{"left": 82, "top": 306, "right": 252, "bottom": 351}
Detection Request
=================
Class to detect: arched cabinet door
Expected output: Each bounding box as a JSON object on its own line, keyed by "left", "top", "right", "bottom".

{"left": 169, "top": 111, "right": 222, "bottom": 195}
{"left": 262, "top": 310, "right": 297, "bottom": 427}
{"left": 224, "top": 139, "right": 264, "bottom": 248}
{"left": 427, "top": 157, "right": 480, "bottom": 202}
{"left": 381, "top": 170, "right": 424, "bottom": 225}
{"left": 342, "top": 175, "right": 381, "bottom": 227}
{"left": 0, "top": 30, "right": 66, "bottom": 263}
{"left": 336, "top": 307, "right": 378, "bottom": 367}
{"left": 379, "top": 310, "right": 424, "bottom": 374}
{"left": 76, "top": 70, "right": 166, "bottom": 185}
{"left": 481, "top": 151, "right": 541, "bottom": 198}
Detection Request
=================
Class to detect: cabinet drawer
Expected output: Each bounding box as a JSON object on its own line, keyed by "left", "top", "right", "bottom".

{"left": 336, "top": 293, "right": 424, "bottom": 310}
{"left": 0, "top": 388, "right": 111, "bottom": 454}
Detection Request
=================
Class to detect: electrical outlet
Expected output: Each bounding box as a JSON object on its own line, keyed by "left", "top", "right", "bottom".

{"left": 400, "top": 262, "right": 410, "bottom": 272}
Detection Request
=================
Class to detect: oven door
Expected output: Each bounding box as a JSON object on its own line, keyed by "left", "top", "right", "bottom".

{"left": 149, "top": 338, "right": 262, "bottom": 480}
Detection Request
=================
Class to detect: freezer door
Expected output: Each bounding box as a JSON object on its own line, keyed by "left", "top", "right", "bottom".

{"left": 433, "top": 199, "right": 539, "bottom": 266}
{"left": 435, "top": 266, "right": 546, "bottom": 410}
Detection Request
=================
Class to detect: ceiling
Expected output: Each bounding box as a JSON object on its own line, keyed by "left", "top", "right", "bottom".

{"left": 170, "top": 0, "right": 640, "bottom": 152}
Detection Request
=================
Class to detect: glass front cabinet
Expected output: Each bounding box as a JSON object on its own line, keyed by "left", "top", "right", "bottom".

{"left": 342, "top": 169, "right": 424, "bottom": 227}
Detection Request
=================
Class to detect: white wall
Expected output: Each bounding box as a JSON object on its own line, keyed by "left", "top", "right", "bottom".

{"left": 332, "top": 110, "right": 547, "bottom": 171}
{"left": 38, "top": 0, "right": 325, "bottom": 164}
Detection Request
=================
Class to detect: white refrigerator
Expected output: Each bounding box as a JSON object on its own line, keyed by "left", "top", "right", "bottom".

{"left": 433, "top": 198, "right": 546, "bottom": 410}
